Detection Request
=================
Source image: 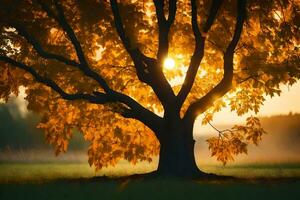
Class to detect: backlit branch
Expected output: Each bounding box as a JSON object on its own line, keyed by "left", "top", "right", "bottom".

{"left": 153, "top": 0, "right": 177, "bottom": 62}
{"left": 110, "top": 0, "right": 176, "bottom": 112}
{"left": 109, "top": 0, "right": 145, "bottom": 59}
{"left": 7, "top": 22, "right": 81, "bottom": 68}
{"left": 109, "top": 0, "right": 152, "bottom": 85}
{"left": 0, "top": 55, "right": 162, "bottom": 133}
{"left": 203, "top": 0, "right": 224, "bottom": 32}
{"left": 36, "top": 0, "right": 111, "bottom": 93}
{"left": 184, "top": 0, "right": 247, "bottom": 122}
{"left": 106, "top": 91, "right": 163, "bottom": 133}
{"left": 177, "top": 0, "right": 223, "bottom": 109}
{"left": 0, "top": 56, "right": 100, "bottom": 102}
{"left": 167, "top": 0, "right": 177, "bottom": 27}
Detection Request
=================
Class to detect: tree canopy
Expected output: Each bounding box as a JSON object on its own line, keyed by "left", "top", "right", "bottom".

{"left": 0, "top": 0, "right": 299, "bottom": 170}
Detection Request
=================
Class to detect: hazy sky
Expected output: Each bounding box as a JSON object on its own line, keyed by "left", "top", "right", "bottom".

{"left": 195, "top": 82, "right": 300, "bottom": 136}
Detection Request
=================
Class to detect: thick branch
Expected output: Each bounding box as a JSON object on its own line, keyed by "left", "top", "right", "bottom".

{"left": 110, "top": 0, "right": 176, "bottom": 112}
{"left": 203, "top": 0, "right": 224, "bottom": 32}
{"left": 109, "top": 0, "right": 152, "bottom": 85}
{"left": 109, "top": 0, "right": 145, "bottom": 59}
{"left": 53, "top": 0, "right": 88, "bottom": 68}
{"left": 36, "top": 0, "right": 111, "bottom": 93}
{"left": 109, "top": 93, "right": 163, "bottom": 133}
{"left": 184, "top": 0, "right": 247, "bottom": 122}
{"left": 0, "top": 56, "right": 101, "bottom": 102}
{"left": 177, "top": 0, "right": 223, "bottom": 109}
{"left": 153, "top": 0, "right": 165, "bottom": 27}
{"left": 0, "top": 55, "right": 163, "bottom": 133}
{"left": 8, "top": 22, "right": 81, "bottom": 68}
{"left": 153, "top": 0, "right": 177, "bottom": 62}
{"left": 167, "top": 0, "right": 177, "bottom": 27}
{"left": 109, "top": 0, "right": 154, "bottom": 80}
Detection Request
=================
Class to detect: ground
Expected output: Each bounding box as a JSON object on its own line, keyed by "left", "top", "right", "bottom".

{"left": 0, "top": 162, "right": 300, "bottom": 200}
{"left": 0, "top": 177, "right": 300, "bottom": 200}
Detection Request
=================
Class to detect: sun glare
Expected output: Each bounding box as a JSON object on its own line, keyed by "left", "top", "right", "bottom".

{"left": 164, "top": 57, "right": 175, "bottom": 70}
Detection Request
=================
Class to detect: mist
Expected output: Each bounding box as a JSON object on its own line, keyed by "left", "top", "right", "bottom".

{"left": 196, "top": 114, "right": 300, "bottom": 165}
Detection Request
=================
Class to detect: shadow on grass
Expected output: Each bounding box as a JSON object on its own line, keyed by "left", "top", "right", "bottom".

{"left": 1, "top": 174, "right": 300, "bottom": 200}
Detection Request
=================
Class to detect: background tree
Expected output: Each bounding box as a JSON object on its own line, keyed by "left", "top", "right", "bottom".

{"left": 0, "top": 0, "right": 299, "bottom": 177}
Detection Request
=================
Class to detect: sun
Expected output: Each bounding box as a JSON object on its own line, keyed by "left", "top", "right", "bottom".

{"left": 164, "top": 57, "right": 175, "bottom": 70}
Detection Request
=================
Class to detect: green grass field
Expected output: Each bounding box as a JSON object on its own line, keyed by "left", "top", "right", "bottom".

{"left": 0, "top": 162, "right": 155, "bottom": 183}
{"left": 0, "top": 162, "right": 300, "bottom": 200}
{"left": 0, "top": 162, "right": 300, "bottom": 183}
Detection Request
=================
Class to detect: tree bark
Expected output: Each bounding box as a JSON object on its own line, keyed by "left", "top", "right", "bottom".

{"left": 155, "top": 115, "right": 206, "bottom": 177}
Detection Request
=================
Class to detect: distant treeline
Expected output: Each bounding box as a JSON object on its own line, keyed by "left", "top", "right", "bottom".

{"left": 0, "top": 101, "right": 88, "bottom": 151}
{"left": 259, "top": 113, "right": 300, "bottom": 152}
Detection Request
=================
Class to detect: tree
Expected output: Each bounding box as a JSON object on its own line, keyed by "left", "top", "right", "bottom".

{"left": 0, "top": 0, "right": 299, "bottom": 177}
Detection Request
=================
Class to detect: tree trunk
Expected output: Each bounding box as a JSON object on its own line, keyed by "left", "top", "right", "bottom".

{"left": 155, "top": 116, "right": 206, "bottom": 177}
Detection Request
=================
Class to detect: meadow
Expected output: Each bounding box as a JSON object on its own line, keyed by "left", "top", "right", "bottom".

{"left": 0, "top": 161, "right": 300, "bottom": 200}
{"left": 1, "top": 162, "right": 300, "bottom": 183}
{"left": 0, "top": 162, "right": 299, "bottom": 200}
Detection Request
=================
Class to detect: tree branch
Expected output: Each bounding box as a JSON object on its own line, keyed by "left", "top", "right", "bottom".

{"left": 36, "top": 0, "right": 112, "bottom": 94}
{"left": 238, "top": 74, "right": 259, "bottom": 84}
{"left": 53, "top": 0, "right": 88, "bottom": 68}
{"left": 0, "top": 55, "right": 163, "bottom": 133}
{"left": 7, "top": 22, "right": 81, "bottom": 68}
{"left": 107, "top": 92, "right": 163, "bottom": 133}
{"left": 109, "top": 0, "right": 144, "bottom": 58}
{"left": 0, "top": 56, "right": 102, "bottom": 102}
{"left": 109, "top": 0, "right": 154, "bottom": 84}
{"left": 177, "top": 0, "right": 223, "bottom": 109}
{"left": 203, "top": 0, "right": 224, "bottom": 33}
{"left": 167, "top": 0, "right": 177, "bottom": 27}
{"left": 184, "top": 0, "right": 247, "bottom": 122}
{"left": 153, "top": 0, "right": 177, "bottom": 63}
{"left": 110, "top": 0, "right": 176, "bottom": 112}
{"left": 153, "top": 0, "right": 165, "bottom": 27}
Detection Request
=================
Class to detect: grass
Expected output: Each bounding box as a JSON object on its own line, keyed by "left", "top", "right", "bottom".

{"left": 0, "top": 162, "right": 300, "bottom": 200}
{"left": 200, "top": 163, "right": 300, "bottom": 178}
{"left": 0, "top": 177, "right": 300, "bottom": 200}
{"left": 0, "top": 162, "right": 156, "bottom": 183}
{"left": 0, "top": 162, "right": 300, "bottom": 183}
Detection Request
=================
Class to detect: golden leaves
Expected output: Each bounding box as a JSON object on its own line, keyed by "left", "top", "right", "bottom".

{"left": 29, "top": 88, "right": 160, "bottom": 170}
{"left": 0, "top": 64, "right": 21, "bottom": 101}
{"left": 85, "top": 120, "right": 159, "bottom": 170}
{"left": 207, "top": 136, "right": 248, "bottom": 165}
{"left": 207, "top": 116, "right": 266, "bottom": 165}
{"left": 244, "top": 116, "right": 267, "bottom": 145}
{"left": 62, "top": 103, "right": 160, "bottom": 170}
{"left": 229, "top": 87, "right": 265, "bottom": 115}
{"left": 202, "top": 98, "right": 227, "bottom": 125}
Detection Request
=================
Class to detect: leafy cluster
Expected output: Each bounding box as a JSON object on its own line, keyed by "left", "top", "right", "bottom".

{"left": 32, "top": 88, "right": 159, "bottom": 169}
{"left": 207, "top": 116, "right": 267, "bottom": 165}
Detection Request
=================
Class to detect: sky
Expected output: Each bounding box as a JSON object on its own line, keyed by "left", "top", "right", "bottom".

{"left": 195, "top": 82, "right": 300, "bottom": 136}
